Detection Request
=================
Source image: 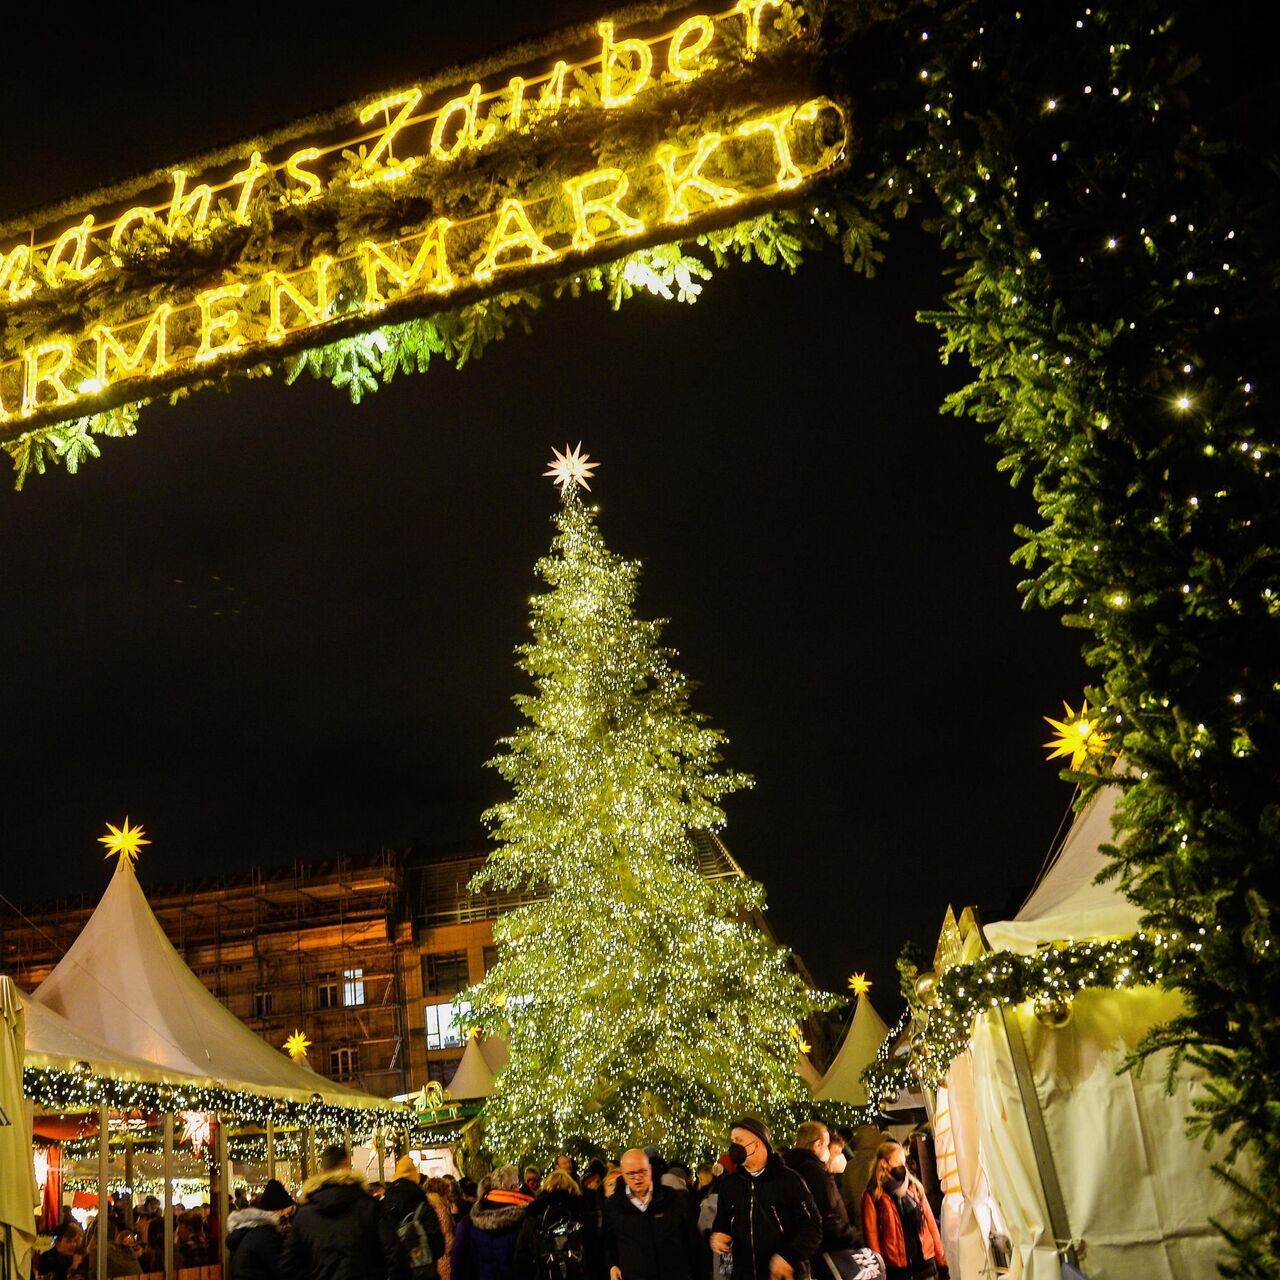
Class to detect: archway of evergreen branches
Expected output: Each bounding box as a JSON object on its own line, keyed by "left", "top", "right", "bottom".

{"left": 3, "top": 0, "right": 1275, "bottom": 1272}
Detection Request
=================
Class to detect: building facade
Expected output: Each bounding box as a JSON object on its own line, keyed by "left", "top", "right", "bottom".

{"left": 1, "top": 833, "right": 829, "bottom": 1097}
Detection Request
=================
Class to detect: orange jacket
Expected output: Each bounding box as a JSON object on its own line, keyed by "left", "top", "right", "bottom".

{"left": 861, "top": 1184, "right": 946, "bottom": 1270}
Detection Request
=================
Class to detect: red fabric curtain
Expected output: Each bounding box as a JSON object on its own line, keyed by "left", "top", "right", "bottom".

{"left": 40, "top": 1142, "right": 63, "bottom": 1232}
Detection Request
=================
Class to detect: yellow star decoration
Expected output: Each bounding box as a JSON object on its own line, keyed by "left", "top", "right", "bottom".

{"left": 848, "top": 972, "right": 872, "bottom": 996}
{"left": 1043, "top": 700, "right": 1111, "bottom": 772}
{"left": 99, "top": 818, "right": 150, "bottom": 867}
{"left": 544, "top": 442, "right": 600, "bottom": 491}
{"left": 283, "top": 1030, "right": 312, "bottom": 1061}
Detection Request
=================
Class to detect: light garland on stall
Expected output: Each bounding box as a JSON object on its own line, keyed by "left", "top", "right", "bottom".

{"left": 862, "top": 932, "right": 1198, "bottom": 1095}
{"left": 23, "top": 1064, "right": 405, "bottom": 1136}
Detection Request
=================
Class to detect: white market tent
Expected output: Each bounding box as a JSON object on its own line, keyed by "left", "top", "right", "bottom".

{"left": 33, "top": 856, "right": 386, "bottom": 1111}
{"left": 939, "top": 783, "right": 1240, "bottom": 1280}
{"left": 812, "top": 990, "right": 890, "bottom": 1107}
{"left": 446, "top": 1034, "right": 496, "bottom": 1100}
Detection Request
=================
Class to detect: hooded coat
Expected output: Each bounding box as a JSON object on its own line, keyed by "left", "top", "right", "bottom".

{"left": 710, "top": 1151, "right": 822, "bottom": 1280}
{"left": 450, "top": 1188, "right": 531, "bottom": 1280}
{"left": 280, "top": 1167, "right": 410, "bottom": 1280}
{"left": 227, "top": 1207, "right": 287, "bottom": 1280}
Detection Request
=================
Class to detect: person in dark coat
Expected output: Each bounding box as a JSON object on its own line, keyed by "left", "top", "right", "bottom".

{"left": 281, "top": 1144, "right": 410, "bottom": 1280}
{"left": 602, "top": 1148, "right": 700, "bottom": 1280}
{"left": 710, "top": 1118, "right": 821, "bottom": 1280}
{"left": 227, "top": 1179, "right": 295, "bottom": 1279}
{"left": 513, "top": 1170, "right": 602, "bottom": 1280}
{"left": 382, "top": 1155, "right": 446, "bottom": 1268}
{"left": 450, "top": 1165, "right": 532, "bottom": 1280}
{"left": 780, "top": 1124, "right": 861, "bottom": 1256}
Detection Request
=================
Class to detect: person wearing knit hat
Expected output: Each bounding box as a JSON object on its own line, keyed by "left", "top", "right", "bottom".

{"left": 225, "top": 1180, "right": 294, "bottom": 1278}
{"left": 383, "top": 1152, "right": 445, "bottom": 1270}
{"left": 710, "top": 1120, "right": 822, "bottom": 1280}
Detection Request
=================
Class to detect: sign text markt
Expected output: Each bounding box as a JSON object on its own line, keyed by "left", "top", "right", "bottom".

{"left": 0, "top": 2, "right": 848, "bottom": 433}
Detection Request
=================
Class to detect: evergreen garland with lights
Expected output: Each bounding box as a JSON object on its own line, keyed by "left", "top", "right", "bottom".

{"left": 463, "top": 472, "right": 834, "bottom": 1164}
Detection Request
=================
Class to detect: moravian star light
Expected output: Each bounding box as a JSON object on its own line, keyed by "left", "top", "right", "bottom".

{"left": 283, "top": 1030, "right": 312, "bottom": 1061}
{"left": 848, "top": 972, "right": 872, "bottom": 996}
{"left": 1043, "top": 700, "right": 1110, "bottom": 772}
{"left": 99, "top": 818, "right": 150, "bottom": 867}
{"left": 544, "top": 442, "right": 600, "bottom": 491}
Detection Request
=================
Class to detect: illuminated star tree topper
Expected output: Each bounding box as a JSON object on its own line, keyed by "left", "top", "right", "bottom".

{"left": 543, "top": 441, "right": 600, "bottom": 491}
{"left": 848, "top": 972, "right": 872, "bottom": 997}
{"left": 99, "top": 818, "right": 150, "bottom": 868}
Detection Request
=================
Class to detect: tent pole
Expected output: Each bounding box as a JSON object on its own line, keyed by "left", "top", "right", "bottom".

{"left": 215, "top": 1116, "right": 230, "bottom": 1279}
{"left": 162, "top": 1113, "right": 174, "bottom": 1280}
{"left": 124, "top": 1136, "right": 134, "bottom": 1229}
{"left": 376, "top": 1127, "right": 385, "bottom": 1183}
{"left": 96, "top": 1105, "right": 109, "bottom": 1280}
{"left": 266, "top": 1117, "right": 276, "bottom": 1183}
{"left": 343, "top": 1126, "right": 351, "bottom": 1157}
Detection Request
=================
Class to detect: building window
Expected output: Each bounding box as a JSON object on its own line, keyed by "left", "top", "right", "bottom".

{"left": 424, "top": 1000, "right": 469, "bottom": 1050}
{"left": 318, "top": 979, "right": 339, "bottom": 1009}
{"left": 423, "top": 951, "right": 469, "bottom": 996}
{"left": 426, "top": 1055, "right": 463, "bottom": 1086}
{"left": 482, "top": 946, "right": 499, "bottom": 974}
{"left": 330, "top": 1046, "right": 359, "bottom": 1079}
{"left": 343, "top": 968, "right": 366, "bottom": 1007}
{"left": 254, "top": 990, "right": 274, "bottom": 1018}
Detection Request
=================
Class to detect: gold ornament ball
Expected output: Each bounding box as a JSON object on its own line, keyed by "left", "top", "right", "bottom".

{"left": 914, "top": 971, "right": 940, "bottom": 1007}
{"left": 1032, "top": 997, "right": 1074, "bottom": 1029}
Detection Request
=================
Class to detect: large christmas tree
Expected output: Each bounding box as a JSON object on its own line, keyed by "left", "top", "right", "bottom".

{"left": 463, "top": 446, "right": 829, "bottom": 1163}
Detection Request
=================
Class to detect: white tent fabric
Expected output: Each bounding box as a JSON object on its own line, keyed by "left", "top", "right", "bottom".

{"left": 478, "top": 1034, "right": 509, "bottom": 1075}
{"left": 985, "top": 786, "right": 1140, "bottom": 953}
{"left": 34, "top": 859, "right": 387, "bottom": 1110}
{"left": 446, "top": 1035, "right": 495, "bottom": 1099}
{"left": 812, "top": 993, "right": 889, "bottom": 1106}
{"left": 1, "top": 978, "right": 39, "bottom": 1280}
{"left": 945, "top": 783, "right": 1240, "bottom": 1280}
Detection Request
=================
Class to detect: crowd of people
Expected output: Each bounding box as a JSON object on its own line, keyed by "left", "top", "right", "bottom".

{"left": 34, "top": 1119, "right": 947, "bottom": 1280}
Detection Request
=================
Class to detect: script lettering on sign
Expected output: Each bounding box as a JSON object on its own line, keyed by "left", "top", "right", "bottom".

{"left": 0, "top": 3, "right": 849, "bottom": 433}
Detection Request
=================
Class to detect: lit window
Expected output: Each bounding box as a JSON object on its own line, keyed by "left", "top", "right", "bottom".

{"left": 424, "top": 999, "right": 470, "bottom": 1050}
{"left": 343, "top": 968, "right": 365, "bottom": 1007}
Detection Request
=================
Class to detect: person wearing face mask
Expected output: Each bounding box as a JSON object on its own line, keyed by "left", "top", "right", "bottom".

{"left": 861, "top": 1142, "right": 946, "bottom": 1280}
{"left": 709, "top": 1117, "right": 821, "bottom": 1280}
{"left": 781, "top": 1125, "right": 884, "bottom": 1280}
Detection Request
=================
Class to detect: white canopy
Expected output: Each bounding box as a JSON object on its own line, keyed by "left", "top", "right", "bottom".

{"left": 943, "top": 783, "right": 1239, "bottom": 1280}
{"left": 985, "top": 784, "right": 1141, "bottom": 952}
{"left": 34, "top": 858, "right": 388, "bottom": 1111}
{"left": 811, "top": 991, "right": 889, "bottom": 1107}
{"left": 446, "top": 1035, "right": 496, "bottom": 1099}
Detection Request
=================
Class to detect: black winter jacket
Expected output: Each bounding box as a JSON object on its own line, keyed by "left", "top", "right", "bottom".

{"left": 779, "top": 1149, "right": 860, "bottom": 1253}
{"left": 382, "top": 1178, "right": 446, "bottom": 1263}
{"left": 602, "top": 1181, "right": 700, "bottom": 1280}
{"left": 227, "top": 1207, "right": 287, "bottom": 1280}
{"left": 281, "top": 1168, "right": 410, "bottom": 1280}
{"left": 513, "top": 1188, "right": 603, "bottom": 1280}
{"left": 710, "top": 1154, "right": 822, "bottom": 1280}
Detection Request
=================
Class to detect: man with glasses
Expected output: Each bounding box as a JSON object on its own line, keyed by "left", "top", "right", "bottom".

{"left": 603, "top": 1148, "right": 700, "bottom": 1280}
{"left": 710, "top": 1118, "right": 821, "bottom": 1280}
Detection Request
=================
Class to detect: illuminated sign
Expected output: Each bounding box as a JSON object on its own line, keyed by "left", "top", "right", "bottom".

{"left": 0, "top": 3, "right": 848, "bottom": 434}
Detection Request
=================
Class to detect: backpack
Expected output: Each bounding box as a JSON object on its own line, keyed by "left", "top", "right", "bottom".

{"left": 397, "top": 1203, "right": 437, "bottom": 1277}
{"left": 532, "top": 1203, "right": 586, "bottom": 1280}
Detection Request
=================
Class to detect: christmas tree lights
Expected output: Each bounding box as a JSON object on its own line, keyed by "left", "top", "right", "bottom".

{"left": 464, "top": 457, "right": 833, "bottom": 1164}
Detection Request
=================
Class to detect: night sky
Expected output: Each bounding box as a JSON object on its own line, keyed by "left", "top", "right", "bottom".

{"left": 0, "top": 4, "right": 1085, "bottom": 1014}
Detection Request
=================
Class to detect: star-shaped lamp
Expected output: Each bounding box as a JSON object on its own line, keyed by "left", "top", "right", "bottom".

{"left": 848, "top": 973, "right": 872, "bottom": 997}
{"left": 544, "top": 442, "right": 600, "bottom": 491}
{"left": 283, "top": 1030, "right": 312, "bottom": 1061}
{"left": 179, "top": 1111, "right": 212, "bottom": 1157}
{"left": 1043, "top": 700, "right": 1110, "bottom": 772}
{"left": 99, "top": 818, "right": 150, "bottom": 868}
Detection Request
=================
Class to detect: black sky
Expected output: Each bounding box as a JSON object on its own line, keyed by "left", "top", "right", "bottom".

{"left": 0, "top": 3, "right": 1085, "bottom": 1013}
